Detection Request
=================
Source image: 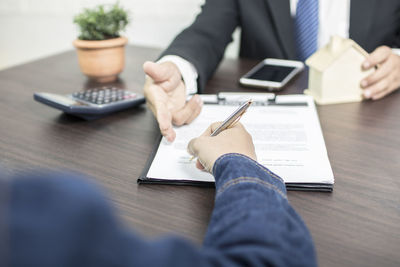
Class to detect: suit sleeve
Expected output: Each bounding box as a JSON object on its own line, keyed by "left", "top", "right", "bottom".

{"left": 160, "top": 0, "right": 240, "bottom": 92}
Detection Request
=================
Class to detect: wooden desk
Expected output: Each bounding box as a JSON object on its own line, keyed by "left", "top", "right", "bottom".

{"left": 0, "top": 45, "right": 399, "bottom": 267}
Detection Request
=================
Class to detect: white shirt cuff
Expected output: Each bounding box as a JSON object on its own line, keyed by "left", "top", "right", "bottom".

{"left": 158, "top": 55, "right": 199, "bottom": 95}
{"left": 392, "top": 48, "right": 400, "bottom": 56}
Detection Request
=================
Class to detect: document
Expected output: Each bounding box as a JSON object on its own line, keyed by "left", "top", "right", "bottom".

{"left": 139, "top": 94, "right": 334, "bottom": 191}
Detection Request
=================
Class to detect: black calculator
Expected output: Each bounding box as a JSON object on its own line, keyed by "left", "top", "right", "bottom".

{"left": 34, "top": 86, "right": 145, "bottom": 120}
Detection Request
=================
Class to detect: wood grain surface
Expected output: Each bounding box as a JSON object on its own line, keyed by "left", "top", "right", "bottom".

{"left": 0, "top": 45, "right": 399, "bottom": 267}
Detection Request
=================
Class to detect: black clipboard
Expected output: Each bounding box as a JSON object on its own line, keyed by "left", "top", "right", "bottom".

{"left": 138, "top": 140, "right": 332, "bottom": 191}
{"left": 137, "top": 139, "right": 333, "bottom": 191}
{"left": 137, "top": 93, "right": 333, "bottom": 192}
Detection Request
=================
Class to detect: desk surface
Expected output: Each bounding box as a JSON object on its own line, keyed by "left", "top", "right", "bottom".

{"left": 1, "top": 45, "right": 399, "bottom": 267}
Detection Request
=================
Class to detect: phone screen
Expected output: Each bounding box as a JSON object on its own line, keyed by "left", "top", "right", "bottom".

{"left": 248, "top": 64, "right": 296, "bottom": 82}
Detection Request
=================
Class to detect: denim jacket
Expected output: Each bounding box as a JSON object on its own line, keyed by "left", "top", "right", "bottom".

{"left": 7, "top": 153, "right": 316, "bottom": 266}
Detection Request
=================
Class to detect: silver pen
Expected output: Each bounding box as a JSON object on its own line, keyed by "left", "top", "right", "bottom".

{"left": 190, "top": 99, "right": 253, "bottom": 161}
{"left": 210, "top": 99, "right": 253, "bottom": 136}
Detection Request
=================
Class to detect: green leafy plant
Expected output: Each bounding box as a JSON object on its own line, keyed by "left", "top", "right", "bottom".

{"left": 74, "top": 2, "right": 129, "bottom": 40}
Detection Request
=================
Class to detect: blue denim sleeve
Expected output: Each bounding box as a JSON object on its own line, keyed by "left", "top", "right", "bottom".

{"left": 6, "top": 155, "right": 316, "bottom": 267}
{"left": 203, "top": 153, "right": 317, "bottom": 266}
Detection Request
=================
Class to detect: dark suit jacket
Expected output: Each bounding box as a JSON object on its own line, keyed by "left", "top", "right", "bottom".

{"left": 161, "top": 0, "right": 400, "bottom": 92}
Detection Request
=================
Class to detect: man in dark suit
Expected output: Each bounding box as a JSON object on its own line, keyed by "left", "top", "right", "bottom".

{"left": 143, "top": 0, "right": 400, "bottom": 142}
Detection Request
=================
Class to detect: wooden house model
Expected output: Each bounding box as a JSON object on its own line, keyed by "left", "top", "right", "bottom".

{"left": 304, "top": 36, "right": 374, "bottom": 105}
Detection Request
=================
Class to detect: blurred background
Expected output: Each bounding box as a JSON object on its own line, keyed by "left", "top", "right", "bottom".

{"left": 0, "top": 0, "right": 240, "bottom": 70}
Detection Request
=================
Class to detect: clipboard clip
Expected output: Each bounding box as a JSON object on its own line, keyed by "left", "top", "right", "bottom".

{"left": 197, "top": 92, "right": 308, "bottom": 106}
{"left": 217, "top": 92, "right": 276, "bottom": 106}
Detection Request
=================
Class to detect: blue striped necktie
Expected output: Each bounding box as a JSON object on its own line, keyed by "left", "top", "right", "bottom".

{"left": 294, "top": 0, "right": 319, "bottom": 61}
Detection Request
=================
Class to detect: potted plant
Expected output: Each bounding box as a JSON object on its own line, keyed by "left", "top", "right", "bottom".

{"left": 73, "top": 2, "right": 129, "bottom": 83}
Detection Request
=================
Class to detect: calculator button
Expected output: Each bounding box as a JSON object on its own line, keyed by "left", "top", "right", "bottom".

{"left": 72, "top": 87, "right": 136, "bottom": 105}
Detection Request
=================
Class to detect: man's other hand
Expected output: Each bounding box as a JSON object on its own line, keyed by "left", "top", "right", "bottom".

{"left": 143, "top": 61, "right": 203, "bottom": 142}
{"left": 361, "top": 46, "right": 400, "bottom": 100}
{"left": 187, "top": 122, "right": 257, "bottom": 173}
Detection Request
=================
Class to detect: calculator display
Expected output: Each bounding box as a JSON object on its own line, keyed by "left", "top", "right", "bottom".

{"left": 38, "top": 93, "right": 82, "bottom": 106}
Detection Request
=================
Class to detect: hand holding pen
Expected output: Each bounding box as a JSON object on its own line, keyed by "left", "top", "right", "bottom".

{"left": 187, "top": 100, "right": 256, "bottom": 172}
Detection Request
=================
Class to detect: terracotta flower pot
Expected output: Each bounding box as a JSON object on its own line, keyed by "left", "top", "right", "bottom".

{"left": 73, "top": 37, "right": 128, "bottom": 83}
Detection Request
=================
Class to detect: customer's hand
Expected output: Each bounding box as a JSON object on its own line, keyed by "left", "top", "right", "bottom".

{"left": 187, "top": 122, "right": 256, "bottom": 173}
{"left": 143, "top": 61, "right": 203, "bottom": 142}
{"left": 361, "top": 46, "right": 400, "bottom": 100}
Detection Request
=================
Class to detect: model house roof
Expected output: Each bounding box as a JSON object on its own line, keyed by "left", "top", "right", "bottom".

{"left": 306, "top": 36, "right": 369, "bottom": 72}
